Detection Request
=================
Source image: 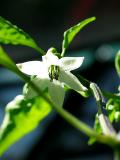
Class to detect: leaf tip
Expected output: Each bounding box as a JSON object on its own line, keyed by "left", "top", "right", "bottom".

{"left": 89, "top": 16, "right": 96, "bottom": 22}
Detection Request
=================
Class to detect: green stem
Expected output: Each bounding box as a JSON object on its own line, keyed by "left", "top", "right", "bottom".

{"left": 1, "top": 47, "right": 120, "bottom": 149}
{"left": 13, "top": 65, "right": 97, "bottom": 140}
{"left": 16, "top": 70, "right": 99, "bottom": 139}
{"left": 23, "top": 78, "right": 120, "bottom": 148}
{"left": 44, "top": 102, "right": 120, "bottom": 147}
{"left": 18, "top": 71, "right": 120, "bottom": 147}
{"left": 27, "top": 81, "right": 96, "bottom": 137}
{"left": 52, "top": 104, "right": 96, "bottom": 137}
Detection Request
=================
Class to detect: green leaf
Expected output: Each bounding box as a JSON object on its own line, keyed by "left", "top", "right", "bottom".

{"left": 62, "top": 17, "right": 96, "bottom": 56}
{"left": 0, "top": 46, "right": 30, "bottom": 82}
{"left": 0, "top": 95, "right": 52, "bottom": 155}
{"left": 115, "top": 50, "right": 120, "bottom": 77}
{"left": 88, "top": 114, "right": 102, "bottom": 145}
{"left": 0, "top": 17, "right": 45, "bottom": 55}
{"left": 0, "top": 46, "right": 19, "bottom": 73}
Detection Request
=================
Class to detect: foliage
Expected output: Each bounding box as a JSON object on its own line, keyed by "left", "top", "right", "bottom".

{"left": 61, "top": 17, "right": 96, "bottom": 56}
{"left": 0, "top": 17, "right": 45, "bottom": 54}
{"left": 0, "top": 16, "right": 120, "bottom": 159}
{"left": 0, "top": 95, "right": 52, "bottom": 155}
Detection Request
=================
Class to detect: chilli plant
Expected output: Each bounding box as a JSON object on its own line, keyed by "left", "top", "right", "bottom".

{"left": 0, "top": 16, "right": 120, "bottom": 159}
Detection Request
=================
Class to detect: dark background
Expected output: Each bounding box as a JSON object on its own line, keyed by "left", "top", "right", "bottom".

{"left": 0, "top": 0, "right": 120, "bottom": 159}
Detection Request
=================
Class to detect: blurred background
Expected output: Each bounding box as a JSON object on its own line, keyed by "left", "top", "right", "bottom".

{"left": 0, "top": 0, "right": 120, "bottom": 159}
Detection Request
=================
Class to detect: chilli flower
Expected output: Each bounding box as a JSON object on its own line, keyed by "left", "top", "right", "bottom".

{"left": 17, "top": 48, "right": 87, "bottom": 107}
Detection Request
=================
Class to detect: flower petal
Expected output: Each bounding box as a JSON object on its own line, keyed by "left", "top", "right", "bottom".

{"left": 23, "top": 77, "right": 50, "bottom": 99}
{"left": 59, "top": 69, "right": 87, "bottom": 92}
{"left": 17, "top": 61, "right": 48, "bottom": 78}
{"left": 60, "top": 57, "right": 84, "bottom": 71}
{"left": 42, "top": 49, "right": 59, "bottom": 66}
{"left": 49, "top": 80, "right": 65, "bottom": 107}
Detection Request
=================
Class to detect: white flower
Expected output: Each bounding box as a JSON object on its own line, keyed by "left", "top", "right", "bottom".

{"left": 17, "top": 48, "right": 87, "bottom": 107}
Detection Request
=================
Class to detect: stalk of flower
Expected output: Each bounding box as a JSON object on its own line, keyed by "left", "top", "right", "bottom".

{"left": 17, "top": 47, "right": 88, "bottom": 107}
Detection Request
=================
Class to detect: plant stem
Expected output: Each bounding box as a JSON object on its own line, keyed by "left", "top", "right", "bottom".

{"left": 17, "top": 71, "right": 98, "bottom": 138}
{"left": 28, "top": 81, "right": 96, "bottom": 137}
{"left": 1, "top": 47, "right": 120, "bottom": 151}
{"left": 53, "top": 104, "right": 96, "bottom": 137}
{"left": 27, "top": 80, "right": 120, "bottom": 149}
{"left": 19, "top": 74, "right": 119, "bottom": 147}
{"left": 13, "top": 66, "right": 96, "bottom": 139}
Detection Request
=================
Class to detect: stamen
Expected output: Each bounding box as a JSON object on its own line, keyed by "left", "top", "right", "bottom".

{"left": 48, "top": 65, "right": 60, "bottom": 81}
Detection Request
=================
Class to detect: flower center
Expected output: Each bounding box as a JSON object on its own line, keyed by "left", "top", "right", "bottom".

{"left": 48, "top": 65, "right": 60, "bottom": 81}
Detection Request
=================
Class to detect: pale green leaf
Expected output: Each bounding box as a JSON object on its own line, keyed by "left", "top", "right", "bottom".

{"left": 0, "top": 95, "right": 52, "bottom": 155}
{"left": 62, "top": 17, "right": 96, "bottom": 56}
{"left": 115, "top": 50, "right": 120, "bottom": 77}
{"left": 0, "top": 17, "right": 45, "bottom": 54}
